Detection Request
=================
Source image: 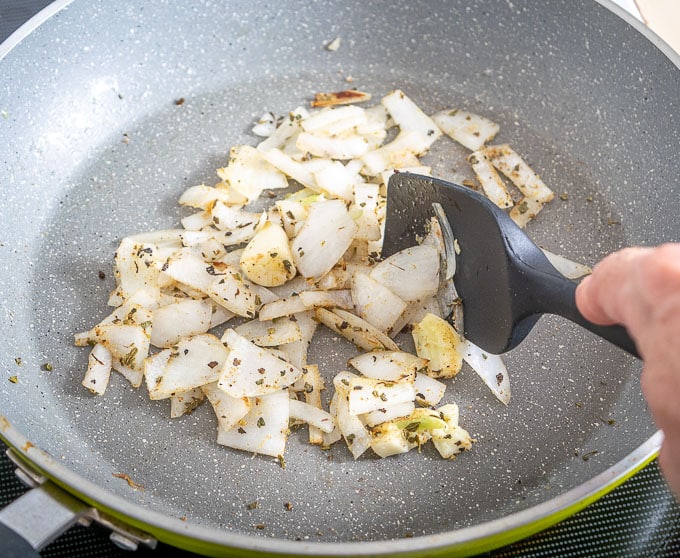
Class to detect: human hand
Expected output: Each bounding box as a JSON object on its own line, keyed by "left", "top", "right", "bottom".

{"left": 575, "top": 243, "right": 680, "bottom": 497}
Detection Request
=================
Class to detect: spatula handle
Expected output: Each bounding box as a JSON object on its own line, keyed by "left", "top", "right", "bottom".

{"left": 529, "top": 269, "right": 640, "bottom": 359}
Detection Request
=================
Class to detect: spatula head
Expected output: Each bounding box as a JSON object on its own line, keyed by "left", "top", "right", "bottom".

{"left": 384, "top": 173, "right": 556, "bottom": 354}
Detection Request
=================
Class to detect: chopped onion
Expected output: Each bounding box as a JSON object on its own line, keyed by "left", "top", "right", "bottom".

{"left": 76, "top": 88, "right": 558, "bottom": 463}
{"left": 432, "top": 109, "right": 499, "bottom": 151}
{"left": 151, "top": 298, "right": 213, "bottom": 348}
{"left": 461, "top": 340, "right": 511, "bottom": 405}
{"left": 218, "top": 329, "right": 303, "bottom": 398}
{"left": 289, "top": 399, "right": 336, "bottom": 433}
{"left": 216, "top": 390, "right": 290, "bottom": 457}
{"left": 152, "top": 334, "right": 228, "bottom": 398}
{"left": 541, "top": 249, "right": 592, "bottom": 279}
{"left": 412, "top": 313, "right": 464, "bottom": 379}
{"left": 467, "top": 150, "right": 513, "bottom": 209}
{"left": 82, "top": 343, "right": 112, "bottom": 395}
{"left": 239, "top": 221, "right": 296, "bottom": 287}
{"left": 369, "top": 245, "right": 439, "bottom": 302}
{"left": 482, "top": 144, "right": 555, "bottom": 204}
{"left": 381, "top": 89, "right": 442, "bottom": 150}
{"left": 346, "top": 376, "right": 416, "bottom": 416}
{"left": 350, "top": 272, "right": 407, "bottom": 333}
{"left": 314, "top": 308, "right": 400, "bottom": 352}
{"left": 170, "top": 387, "right": 205, "bottom": 418}
{"left": 348, "top": 351, "right": 425, "bottom": 383}
{"left": 202, "top": 382, "right": 251, "bottom": 432}
{"left": 291, "top": 199, "right": 357, "bottom": 280}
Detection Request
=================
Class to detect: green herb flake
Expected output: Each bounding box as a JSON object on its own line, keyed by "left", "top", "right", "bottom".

{"left": 120, "top": 346, "right": 139, "bottom": 368}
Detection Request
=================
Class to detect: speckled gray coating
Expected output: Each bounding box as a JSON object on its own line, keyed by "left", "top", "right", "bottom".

{"left": 0, "top": 0, "right": 678, "bottom": 555}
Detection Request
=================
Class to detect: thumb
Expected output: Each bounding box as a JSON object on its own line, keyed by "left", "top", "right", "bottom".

{"left": 575, "top": 275, "right": 618, "bottom": 326}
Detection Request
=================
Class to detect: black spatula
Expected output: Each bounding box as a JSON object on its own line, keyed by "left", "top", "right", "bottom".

{"left": 384, "top": 173, "right": 639, "bottom": 358}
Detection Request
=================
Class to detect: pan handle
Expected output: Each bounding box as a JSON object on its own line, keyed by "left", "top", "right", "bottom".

{"left": 0, "top": 480, "right": 90, "bottom": 555}
{"left": 0, "top": 447, "right": 157, "bottom": 554}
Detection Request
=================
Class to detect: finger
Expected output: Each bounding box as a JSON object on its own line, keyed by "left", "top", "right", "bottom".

{"left": 575, "top": 247, "right": 650, "bottom": 326}
{"left": 575, "top": 275, "right": 618, "bottom": 325}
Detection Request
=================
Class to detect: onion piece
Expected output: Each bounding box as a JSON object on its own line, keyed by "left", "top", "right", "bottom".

{"left": 170, "top": 387, "right": 205, "bottom": 418}
{"left": 108, "top": 238, "right": 163, "bottom": 305}
{"left": 432, "top": 109, "right": 500, "bottom": 151}
{"left": 430, "top": 403, "right": 474, "bottom": 459}
{"left": 91, "top": 324, "right": 149, "bottom": 378}
{"left": 296, "top": 132, "right": 370, "bottom": 160}
{"left": 260, "top": 148, "right": 318, "bottom": 191}
{"left": 178, "top": 184, "right": 247, "bottom": 210}
{"left": 413, "top": 373, "right": 446, "bottom": 407}
{"left": 360, "top": 401, "right": 415, "bottom": 428}
{"left": 217, "top": 145, "right": 288, "bottom": 202}
{"left": 541, "top": 249, "right": 592, "bottom": 279}
{"left": 258, "top": 290, "right": 351, "bottom": 321}
{"left": 218, "top": 329, "right": 303, "bottom": 398}
{"left": 332, "top": 372, "right": 372, "bottom": 459}
{"left": 153, "top": 334, "right": 228, "bottom": 398}
{"left": 258, "top": 295, "right": 310, "bottom": 321}
{"left": 370, "top": 422, "right": 413, "bottom": 458}
{"left": 151, "top": 298, "right": 213, "bottom": 348}
{"left": 322, "top": 392, "right": 343, "bottom": 448}
{"left": 201, "top": 382, "right": 251, "bottom": 432}
{"left": 369, "top": 244, "right": 439, "bottom": 302}
{"left": 239, "top": 221, "right": 296, "bottom": 287}
{"left": 311, "top": 90, "right": 372, "bottom": 108}
{"left": 301, "top": 105, "right": 367, "bottom": 135}
{"left": 82, "top": 343, "right": 112, "bottom": 395}
{"left": 252, "top": 111, "right": 277, "bottom": 137}
{"left": 351, "top": 271, "right": 407, "bottom": 333}
{"left": 388, "top": 295, "right": 442, "bottom": 338}
{"left": 482, "top": 144, "right": 555, "bottom": 204}
{"left": 461, "top": 339, "right": 511, "bottom": 405}
{"left": 162, "top": 248, "right": 217, "bottom": 293}
{"left": 467, "top": 150, "right": 514, "bottom": 209}
{"left": 276, "top": 311, "right": 318, "bottom": 369}
{"left": 346, "top": 376, "right": 416, "bottom": 416}
{"left": 293, "top": 364, "right": 325, "bottom": 444}
{"left": 234, "top": 317, "right": 302, "bottom": 346}
{"left": 509, "top": 196, "right": 546, "bottom": 229}
{"left": 255, "top": 106, "right": 309, "bottom": 152}
{"left": 348, "top": 351, "right": 426, "bottom": 383}
{"left": 360, "top": 131, "right": 424, "bottom": 176}
{"left": 216, "top": 390, "right": 290, "bottom": 457}
{"left": 289, "top": 399, "right": 335, "bottom": 434}
{"left": 380, "top": 89, "right": 442, "bottom": 150}
{"left": 314, "top": 308, "right": 400, "bottom": 352}
{"left": 412, "top": 313, "right": 464, "bottom": 379}
{"left": 205, "top": 265, "right": 270, "bottom": 319}
{"left": 276, "top": 198, "right": 309, "bottom": 238}
{"left": 291, "top": 199, "right": 358, "bottom": 280}
{"left": 181, "top": 211, "right": 213, "bottom": 231}
{"left": 351, "top": 182, "right": 382, "bottom": 241}
{"left": 313, "top": 161, "right": 357, "bottom": 202}
{"left": 209, "top": 202, "right": 262, "bottom": 232}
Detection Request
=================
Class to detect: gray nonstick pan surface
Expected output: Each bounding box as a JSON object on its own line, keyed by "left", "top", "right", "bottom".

{"left": 0, "top": 1, "right": 678, "bottom": 556}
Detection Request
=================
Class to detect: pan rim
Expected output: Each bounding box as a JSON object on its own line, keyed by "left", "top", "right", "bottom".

{"left": 0, "top": 0, "right": 74, "bottom": 60}
{"left": 0, "top": 0, "right": 674, "bottom": 554}
{"left": 595, "top": 0, "right": 680, "bottom": 67}
{"left": 0, "top": 414, "right": 662, "bottom": 556}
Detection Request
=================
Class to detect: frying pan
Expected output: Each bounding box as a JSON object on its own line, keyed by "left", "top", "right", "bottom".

{"left": 0, "top": 0, "right": 678, "bottom": 556}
